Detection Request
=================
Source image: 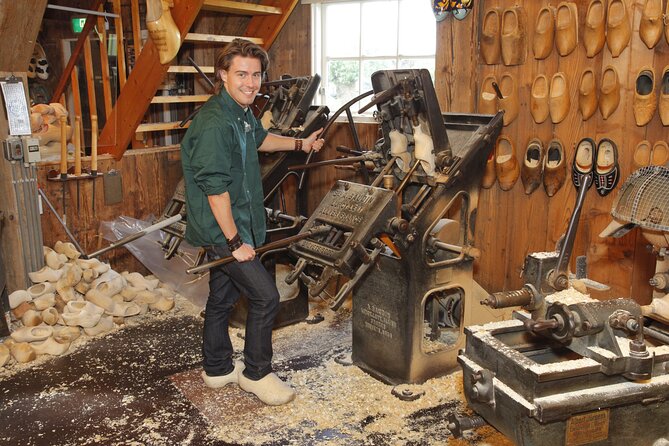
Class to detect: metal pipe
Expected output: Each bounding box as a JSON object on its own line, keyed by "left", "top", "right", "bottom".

{"left": 46, "top": 4, "right": 119, "bottom": 18}
{"left": 38, "top": 188, "right": 85, "bottom": 254}
{"left": 370, "top": 157, "right": 398, "bottom": 187}
{"left": 22, "top": 163, "right": 41, "bottom": 273}
{"left": 85, "top": 214, "right": 182, "bottom": 259}
{"left": 30, "top": 164, "right": 45, "bottom": 271}
{"left": 187, "top": 225, "right": 331, "bottom": 274}
{"left": 395, "top": 160, "right": 421, "bottom": 196}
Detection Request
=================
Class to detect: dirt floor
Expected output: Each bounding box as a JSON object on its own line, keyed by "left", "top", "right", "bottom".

{"left": 0, "top": 298, "right": 513, "bottom": 445}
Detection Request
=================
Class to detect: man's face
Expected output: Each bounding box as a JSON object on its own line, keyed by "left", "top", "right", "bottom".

{"left": 220, "top": 56, "right": 262, "bottom": 108}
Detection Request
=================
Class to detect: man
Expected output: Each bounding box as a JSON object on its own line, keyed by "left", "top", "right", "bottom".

{"left": 180, "top": 38, "right": 324, "bottom": 406}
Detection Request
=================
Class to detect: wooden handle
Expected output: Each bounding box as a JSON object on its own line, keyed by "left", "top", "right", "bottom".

{"left": 59, "top": 115, "right": 67, "bottom": 177}
{"left": 74, "top": 116, "right": 82, "bottom": 176}
{"left": 91, "top": 115, "right": 98, "bottom": 173}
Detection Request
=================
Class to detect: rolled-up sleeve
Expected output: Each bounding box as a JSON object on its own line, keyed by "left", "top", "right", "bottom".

{"left": 253, "top": 116, "right": 268, "bottom": 147}
{"left": 190, "top": 125, "right": 233, "bottom": 196}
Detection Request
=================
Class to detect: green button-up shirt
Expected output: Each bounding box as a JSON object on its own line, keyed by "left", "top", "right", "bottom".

{"left": 180, "top": 89, "right": 268, "bottom": 248}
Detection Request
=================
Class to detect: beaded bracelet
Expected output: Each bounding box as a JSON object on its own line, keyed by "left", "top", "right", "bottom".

{"left": 226, "top": 233, "right": 243, "bottom": 251}
{"left": 294, "top": 138, "right": 303, "bottom": 151}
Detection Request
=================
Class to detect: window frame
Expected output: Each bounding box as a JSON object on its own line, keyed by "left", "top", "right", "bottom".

{"left": 309, "top": 0, "right": 436, "bottom": 116}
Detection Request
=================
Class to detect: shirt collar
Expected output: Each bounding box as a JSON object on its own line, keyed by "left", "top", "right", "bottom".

{"left": 218, "top": 88, "right": 250, "bottom": 121}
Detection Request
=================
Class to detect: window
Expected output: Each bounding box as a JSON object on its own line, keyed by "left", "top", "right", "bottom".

{"left": 310, "top": 0, "right": 436, "bottom": 113}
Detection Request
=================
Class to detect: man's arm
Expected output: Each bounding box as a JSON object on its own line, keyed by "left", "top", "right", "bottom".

{"left": 208, "top": 192, "right": 256, "bottom": 262}
{"left": 258, "top": 128, "right": 325, "bottom": 154}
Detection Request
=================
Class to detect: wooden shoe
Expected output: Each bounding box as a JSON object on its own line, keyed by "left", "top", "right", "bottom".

{"left": 54, "top": 240, "right": 81, "bottom": 260}
{"left": 521, "top": 138, "right": 544, "bottom": 195}
{"left": 11, "top": 301, "right": 34, "bottom": 320}
{"left": 146, "top": 0, "right": 182, "bottom": 65}
{"left": 666, "top": 0, "right": 669, "bottom": 45}
{"left": 584, "top": 0, "right": 606, "bottom": 57}
{"left": 481, "top": 7, "right": 502, "bottom": 64}
{"left": 21, "top": 309, "right": 43, "bottom": 327}
{"left": 413, "top": 122, "right": 436, "bottom": 176}
{"left": 481, "top": 151, "right": 496, "bottom": 189}
{"left": 0, "top": 343, "right": 9, "bottom": 367}
{"left": 572, "top": 137, "right": 596, "bottom": 190}
{"left": 634, "top": 67, "right": 657, "bottom": 126}
{"left": 124, "top": 272, "right": 159, "bottom": 291}
{"left": 389, "top": 129, "right": 411, "bottom": 172}
{"left": 633, "top": 140, "right": 652, "bottom": 169}
{"left": 495, "top": 135, "right": 520, "bottom": 191}
{"left": 499, "top": 74, "right": 518, "bottom": 126}
{"left": 28, "top": 265, "right": 63, "bottom": 283}
{"left": 660, "top": 66, "right": 669, "bottom": 126}
{"left": 53, "top": 326, "right": 81, "bottom": 343}
{"left": 202, "top": 360, "right": 244, "bottom": 389}
{"left": 33, "top": 293, "right": 55, "bottom": 311}
{"left": 501, "top": 6, "right": 528, "bottom": 66}
{"left": 555, "top": 2, "right": 578, "bottom": 56}
{"left": 530, "top": 74, "right": 550, "bottom": 124}
{"left": 10, "top": 342, "right": 36, "bottom": 363}
{"left": 41, "top": 307, "right": 59, "bottom": 326}
{"left": 599, "top": 66, "right": 620, "bottom": 120}
{"left": 651, "top": 141, "right": 669, "bottom": 166}
{"left": 578, "top": 69, "right": 598, "bottom": 121}
{"left": 533, "top": 6, "right": 555, "bottom": 60}
{"left": 549, "top": 72, "right": 570, "bottom": 124}
{"left": 10, "top": 326, "right": 53, "bottom": 343}
{"left": 32, "top": 42, "right": 49, "bottom": 80}
{"left": 607, "top": 0, "right": 631, "bottom": 57}
{"left": 543, "top": 139, "right": 567, "bottom": 197}
{"left": 32, "top": 337, "right": 70, "bottom": 356}
{"left": 8, "top": 289, "right": 31, "bottom": 309}
{"left": 478, "top": 75, "right": 499, "bottom": 115}
{"left": 594, "top": 138, "right": 620, "bottom": 197}
{"left": 238, "top": 371, "right": 296, "bottom": 406}
{"left": 84, "top": 315, "right": 115, "bottom": 336}
{"left": 44, "top": 246, "right": 67, "bottom": 270}
{"left": 62, "top": 301, "right": 104, "bottom": 328}
{"left": 28, "top": 282, "right": 55, "bottom": 299}
{"left": 640, "top": 0, "right": 664, "bottom": 49}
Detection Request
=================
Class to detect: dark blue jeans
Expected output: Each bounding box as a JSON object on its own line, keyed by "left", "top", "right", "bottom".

{"left": 203, "top": 245, "right": 280, "bottom": 380}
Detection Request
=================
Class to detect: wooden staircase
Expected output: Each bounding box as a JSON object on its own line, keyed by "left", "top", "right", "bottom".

{"left": 96, "top": 0, "right": 299, "bottom": 159}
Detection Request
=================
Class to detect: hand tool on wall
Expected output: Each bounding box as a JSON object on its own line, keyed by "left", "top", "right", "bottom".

{"left": 59, "top": 115, "right": 68, "bottom": 224}
{"left": 91, "top": 115, "right": 98, "bottom": 217}
{"left": 74, "top": 116, "right": 82, "bottom": 213}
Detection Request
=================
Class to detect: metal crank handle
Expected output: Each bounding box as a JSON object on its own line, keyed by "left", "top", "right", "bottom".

{"left": 329, "top": 240, "right": 384, "bottom": 311}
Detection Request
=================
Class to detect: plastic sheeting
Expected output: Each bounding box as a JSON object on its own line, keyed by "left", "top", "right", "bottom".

{"left": 100, "top": 215, "right": 209, "bottom": 308}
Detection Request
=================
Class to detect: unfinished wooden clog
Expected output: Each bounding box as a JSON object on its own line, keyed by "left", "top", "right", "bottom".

{"left": 21, "top": 309, "right": 43, "bottom": 327}
{"left": 33, "top": 292, "right": 56, "bottom": 311}
{"left": 0, "top": 343, "right": 9, "bottom": 367}
{"left": 54, "top": 240, "right": 81, "bottom": 260}
{"left": 32, "top": 337, "right": 70, "bottom": 356}
{"left": 83, "top": 315, "right": 115, "bottom": 336}
{"left": 413, "top": 123, "right": 436, "bottom": 176}
{"left": 41, "top": 307, "right": 59, "bottom": 326}
{"left": 53, "top": 326, "right": 81, "bottom": 343}
{"left": 8, "top": 289, "right": 31, "bottom": 309}
{"left": 124, "top": 272, "right": 159, "bottom": 291}
{"left": 44, "top": 246, "right": 67, "bottom": 270}
{"left": 11, "top": 325, "right": 54, "bottom": 342}
{"left": 28, "top": 282, "right": 55, "bottom": 299}
{"left": 10, "top": 342, "right": 36, "bottom": 363}
{"left": 28, "top": 266, "right": 63, "bottom": 283}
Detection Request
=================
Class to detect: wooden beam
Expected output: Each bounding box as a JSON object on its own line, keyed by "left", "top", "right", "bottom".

{"left": 185, "top": 33, "right": 263, "bottom": 44}
{"left": 151, "top": 94, "right": 211, "bottom": 103}
{"left": 98, "top": 0, "right": 206, "bottom": 159}
{"left": 0, "top": 0, "right": 48, "bottom": 72}
{"left": 97, "top": 14, "right": 113, "bottom": 119}
{"left": 131, "top": 0, "right": 143, "bottom": 62}
{"left": 83, "top": 37, "right": 98, "bottom": 121}
{"left": 168, "top": 65, "right": 215, "bottom": 73}
{"left": 136, "top": 121, "right": 191, "bottom": 132}
{"left": 202, "top": 0, "right": 281, "bottom": 15}
{"left": 245, "top": 0, "right": 299, "bottom": 49}
{"left": 50, "top": 0, "right": 105, "bottom": 103}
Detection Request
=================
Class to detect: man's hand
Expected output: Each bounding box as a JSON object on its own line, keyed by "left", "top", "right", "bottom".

{"left": 302, "top": 128, "right": 325, "bottom": 153}
{"left": 231, "top": 243, "right": 256, "bottom": 262}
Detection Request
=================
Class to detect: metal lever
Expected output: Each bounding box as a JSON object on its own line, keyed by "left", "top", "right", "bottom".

{"left": 550, "top": 175, "right": 592, "bottom": 291}
{"left": 186, "top": 225, "right": 331, "bottom": 274}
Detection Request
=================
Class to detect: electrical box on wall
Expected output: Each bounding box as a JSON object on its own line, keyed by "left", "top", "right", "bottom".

{"left": 22, "top": 137, "right": 41, "bottom": 163}
{"left": 3, "top": 136, "right": 23, "bottom": 161}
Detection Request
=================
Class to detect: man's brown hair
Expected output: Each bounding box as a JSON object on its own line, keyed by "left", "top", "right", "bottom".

{"left": 214, "top": 38, "right": 269, "bottom": 92}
